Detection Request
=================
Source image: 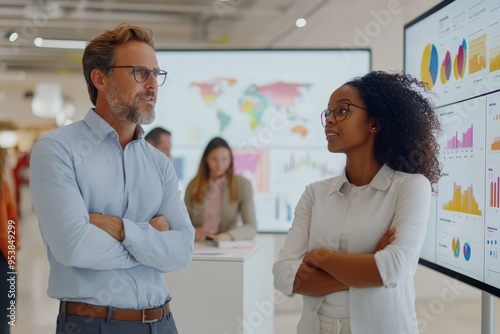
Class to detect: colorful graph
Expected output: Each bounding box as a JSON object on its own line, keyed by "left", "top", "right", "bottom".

{"left": 487, "top": 239, "right": 498, "bottom": 259}
{"left": 282, "top": 152, "right": 337, "bottom": 176}
{"left": 490, "top": 46, "right": 500, "bottom": 73}
{"left": 443, "top": 182, "right": 482, "bottom": 215}
{"left": 445, "top": 124, "right": 473, "bottom": 149}
{"left": 469, "top": 34, "right": 487, "bottom": 74}
{"left": 492, "top": 137, "right": 500, "bottom": 150}
{"left": 463, "top": 242, "right": 471, "bottom": 261}
{"left": 233, "top": 149, "right": 270, "bottom": 192}
{"left": 452, "top": 237, "right": 460, "bottom": 258}
{"left": 421, "top": 43, "right": 439, "bottom": 89}
{"left": 171, "top": 157, "right": 185, "bottom": 181}
{"left": 440, "top": 51, "right": 452, "bottom": 84}
{"left": 491, "top": 176, "right": 500, "bottom": 208}
{"left": 274, "top": 195, "right": 293, "bottom": 222}
{"left": 453, "top": 39, "right": 467, "bottom": 80}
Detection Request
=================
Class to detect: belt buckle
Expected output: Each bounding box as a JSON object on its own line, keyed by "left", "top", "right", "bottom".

{"left": 142, "top": 307, "right": 162, "bottom": 324}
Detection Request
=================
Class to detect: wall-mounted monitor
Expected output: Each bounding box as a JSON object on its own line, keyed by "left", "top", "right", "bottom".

{"left": 405, "top": 0, "right": 500, "bottom": 296}
{"left": 146, "top": 49, "right": 371, "bottom": 232}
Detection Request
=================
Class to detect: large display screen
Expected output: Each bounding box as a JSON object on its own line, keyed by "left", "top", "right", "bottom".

{"left": 146, "top": 49, "right": 371, "bottom": 232}
{"left": 405, "top": 0, "right": 500, "bottom": 296}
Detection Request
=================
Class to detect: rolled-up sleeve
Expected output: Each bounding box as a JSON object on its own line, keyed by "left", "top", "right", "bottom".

{"left": 273, "top": 185, "right": 313, "bottom": 296}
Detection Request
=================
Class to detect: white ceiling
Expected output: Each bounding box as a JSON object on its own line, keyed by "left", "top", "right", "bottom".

{"left": 0, "top": 0, "right": 330, "bottom": 73}
{"left": 0, "top": 0, "right": 440, "bottom": 132}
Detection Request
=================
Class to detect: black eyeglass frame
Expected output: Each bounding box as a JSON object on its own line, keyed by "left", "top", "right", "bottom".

{"left": 320, "top": 102, "right": 367, "bottom": 127}
{"left": 108, "top": 65, "right": 168, "bottom": 86}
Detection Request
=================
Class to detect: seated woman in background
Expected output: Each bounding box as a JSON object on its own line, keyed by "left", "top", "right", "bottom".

{"left": 184, "top": 137, "right": 257, "bottom": 242}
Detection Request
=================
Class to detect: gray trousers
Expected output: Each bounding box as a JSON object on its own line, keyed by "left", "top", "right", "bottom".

{"left": 56, "top": 311, "right": 178, "bottom": 334}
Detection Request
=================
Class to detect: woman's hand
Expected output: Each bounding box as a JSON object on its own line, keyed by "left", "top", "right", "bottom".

{"left": 208, "top": 232, "right": 233, "bottom": 242}
{"left": 375, "top": 227, "right": 396, "bottom": 252}
{"left": 194, "top": 227, "right": 210, "bottom": 242}
{"left": 303, "top": 248, "right": 332, "bottom": 268}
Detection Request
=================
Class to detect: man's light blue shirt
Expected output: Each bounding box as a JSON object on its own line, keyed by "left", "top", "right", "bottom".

{"left": 30, "top": 109, "right": 194, "bottom": 309}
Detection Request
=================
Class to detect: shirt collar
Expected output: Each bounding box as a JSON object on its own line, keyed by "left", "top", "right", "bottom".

{"left": 328, "top": 164, "right": 394, "bottom": 195}
{"left": 83, "top": 108, "right": 146, "bottom": 141}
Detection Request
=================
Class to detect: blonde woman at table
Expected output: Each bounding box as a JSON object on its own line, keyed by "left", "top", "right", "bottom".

{"left": 273, "top": 71, "right": 441, "bottom": 334}
{"left": 184, "top": 137, "right": 257, "bottom": 242}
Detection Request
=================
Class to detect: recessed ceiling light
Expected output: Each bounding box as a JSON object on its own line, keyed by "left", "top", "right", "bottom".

{"left": 33, "top": 38, "right": 87, "bottom": 49}
{"left": 295, "top": 18, "right": 307, "bottom": 28}
{"left": 0, "top": 131, "right": 18, "bottom": 148}
{"left": 8, "top": 32, "right": 19, "bottom": 42}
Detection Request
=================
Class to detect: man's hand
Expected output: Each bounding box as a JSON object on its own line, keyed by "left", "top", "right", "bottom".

{"left": 150, "top": 216, "right": 170, "bottom": 232}
{"left": 89, "top": 213, "right": 123, "bottom": 241}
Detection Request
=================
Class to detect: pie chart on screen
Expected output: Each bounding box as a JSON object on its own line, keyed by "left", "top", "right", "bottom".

{"left": 440, "top": 51, "right": 451, "bottom": 84}
{"left": 452, "top": 237, "right": 460, "bottom": 258}
{"left": 421, "top": 43, "right": 438, "bottom": 89}
{"left": 463, "top": 242, "right": 471, "bottom": 261}
{"left": 453, "top": 39, "right": 467, "bottom": 80}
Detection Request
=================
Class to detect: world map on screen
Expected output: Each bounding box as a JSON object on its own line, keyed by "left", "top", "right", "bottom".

{"left": 190, "top": 77, "right": 311, "bottom": 137}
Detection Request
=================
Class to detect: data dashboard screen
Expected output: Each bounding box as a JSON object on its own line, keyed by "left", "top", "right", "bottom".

{"left": 405, "top": 0, "right": 500, "bottom": 295}
{"left": 147, "top": 49, "right": 371, "bottom": 232}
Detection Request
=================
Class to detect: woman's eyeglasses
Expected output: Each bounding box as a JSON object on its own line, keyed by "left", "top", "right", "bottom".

{"left": 320, "top": 102, "right": 367, "bottom": 127}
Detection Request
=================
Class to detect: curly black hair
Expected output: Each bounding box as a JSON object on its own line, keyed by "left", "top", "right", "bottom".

{"left": 345, "top": 71, "right": 442, "bottom": 189}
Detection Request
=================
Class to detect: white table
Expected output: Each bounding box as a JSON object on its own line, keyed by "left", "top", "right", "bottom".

{"left": 165, "top": 235, "right": 275, "bottom": 334}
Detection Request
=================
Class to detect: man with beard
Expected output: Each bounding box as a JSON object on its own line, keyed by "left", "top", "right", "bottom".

{"left": 29, "top": 24, "right": 194, "bottom": 334}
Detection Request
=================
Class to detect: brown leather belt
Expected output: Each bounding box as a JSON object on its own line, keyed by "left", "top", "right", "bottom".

{"left": 59, "top": 301, "right": 171, "bottom": 323}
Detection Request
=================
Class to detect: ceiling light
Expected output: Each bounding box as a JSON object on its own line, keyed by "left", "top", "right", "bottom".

{"left": 295, "top": 18, "right": 307, "bottom": 28}
{"left": 34, "top": 38, "right": 87, "bottom": 49}
{"left": 8, "top": 32, "right": 18, "bottom": 42}
{"left": 31, "top": 83, "right": 64, "bottom": 119}
{"left": 0, "top": 131, "right": 18, "bottom": 148}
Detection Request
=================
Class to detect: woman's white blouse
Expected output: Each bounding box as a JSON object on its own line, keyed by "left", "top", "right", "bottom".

{"left": 273, "top": 164, "right": 431, "bottom": 334}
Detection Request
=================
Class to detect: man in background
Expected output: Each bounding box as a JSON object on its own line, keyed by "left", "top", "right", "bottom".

{"left": 145, "top": 127, "right": 172, "bottom": 158}
{"left": 30, "top": 24, "right": 194, "bottom": 334}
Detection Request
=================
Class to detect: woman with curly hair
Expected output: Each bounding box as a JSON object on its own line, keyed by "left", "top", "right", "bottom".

{"left": 273, "top": 71, "right": 441, "bottom": 334}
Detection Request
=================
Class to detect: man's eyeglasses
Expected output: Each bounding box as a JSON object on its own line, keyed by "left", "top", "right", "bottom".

{"left": 320, "top": 102, "right": 367, "bottom": 127}
{"left": 108, "top": 66, "right": 168, "bottom": 86}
